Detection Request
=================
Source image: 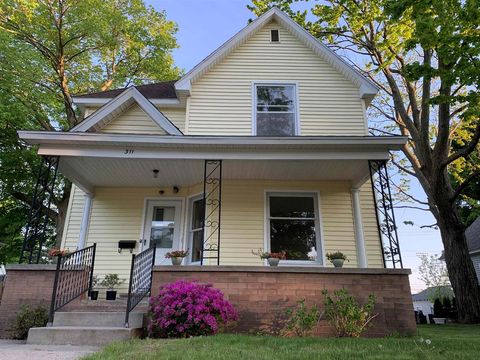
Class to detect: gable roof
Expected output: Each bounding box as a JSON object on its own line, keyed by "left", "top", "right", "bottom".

{"left": 175, "top": 7, "right": 379, "bottom": 104}
{"left": 466, "top": 217, "right": 480, "bottom": 253}
{"left": 74, "top": 80, "right": 178, "bottom": 100}
{"left": 70, "top": 87, "right": 183, "bottom": 135}
{"left": 412, "top": 286, "right": 453, "bottom": 302}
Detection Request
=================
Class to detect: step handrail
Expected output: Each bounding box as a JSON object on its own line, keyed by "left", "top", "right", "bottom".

{"left": 125, "top": 247, "right": 156, "bottom": 328}
{"left": 48, "top": 243, "right": 96, "bottom": 324}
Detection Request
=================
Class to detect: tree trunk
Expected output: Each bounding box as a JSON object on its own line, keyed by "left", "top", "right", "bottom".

{"left": 432, "top": 173, "right": 480, "bottom": 323}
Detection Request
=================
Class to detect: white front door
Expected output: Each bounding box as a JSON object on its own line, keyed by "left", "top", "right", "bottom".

{"left": 143, "top": 200, "right": 182, "bottom": 265}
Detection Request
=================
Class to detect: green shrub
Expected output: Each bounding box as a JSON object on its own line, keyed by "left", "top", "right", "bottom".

{"left": 13, "top": 305, "right": 48, "bottom": 339}
{"left": 282, "top": 299, "right": 321, "bottom": 337}
{"left": 322, "top": 289, "right": 377, "bottom": 337}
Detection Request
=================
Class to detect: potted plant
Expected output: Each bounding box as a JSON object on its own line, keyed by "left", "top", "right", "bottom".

{"left": 100, "top": 274, "right": 125, "bottom": 300}
{"left": 326, "top": 251, "right": 349, "bottom": 268}
{"left": 165, "top": 250, "right": 189, "bottom": 266}
{"left": 89, "top": 275, "right": 99, "bottom": 300}
{"left": 252, "top": 249, "right": 286, "bottom": 266}
{"left": 48, "top": 247, "right": 69, "bottom": 257}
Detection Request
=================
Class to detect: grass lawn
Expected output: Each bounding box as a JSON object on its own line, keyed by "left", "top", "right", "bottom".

{"left": 83, "top": 325, "right": 480, "bottom": 360}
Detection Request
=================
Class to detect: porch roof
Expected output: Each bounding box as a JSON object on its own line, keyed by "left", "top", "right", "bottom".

{"left": 18, "top": 131, "right": 407, "bottom": 195}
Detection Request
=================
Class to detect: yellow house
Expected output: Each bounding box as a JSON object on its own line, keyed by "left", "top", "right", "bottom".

{"left": 19, "top": 7, "right": 406, "bottom": 276}
{"left": 10, "top": 8, "right": 417, "bottom": 342}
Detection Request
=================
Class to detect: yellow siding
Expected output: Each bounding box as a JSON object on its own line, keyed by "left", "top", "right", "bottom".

{"left": 84, "top": 105, "right": 186, "bottom": 134}
{"left": 161, "top": 108, "right": 186, "bottom": 133}
{"left": 99, "top": 104, "right": 166, "bottom": 135}
{"left": 61, "top": 180, "right": 383, "bottom": 285}
{"left": 187, "top": 20, "right": 366, "bottom": 136}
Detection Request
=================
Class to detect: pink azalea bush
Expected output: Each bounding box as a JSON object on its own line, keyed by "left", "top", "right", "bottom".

{"left": 148, "top": 280, "right": 238, "bottom": 338}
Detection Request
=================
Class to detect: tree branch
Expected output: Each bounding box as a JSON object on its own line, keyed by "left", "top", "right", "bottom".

{"left": 450, "top": 169, "right": 480, "bottom": 203}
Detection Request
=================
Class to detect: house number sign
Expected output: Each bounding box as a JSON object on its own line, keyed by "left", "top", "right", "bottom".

{"left": 124, "top": 148, "right": 135, "bottom": 154}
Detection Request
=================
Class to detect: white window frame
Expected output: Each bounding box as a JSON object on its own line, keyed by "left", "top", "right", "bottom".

{"left": 270, "top": 29, "right": 280, "bottom": 43}
{"left": 252, "top": 81, "right": 300, "bottom": 136}
{"left": 186, "top": 193, "right": 204, "bottom": 265}
{"left": 264, "top": 191, "right": 323, "bottom": 265}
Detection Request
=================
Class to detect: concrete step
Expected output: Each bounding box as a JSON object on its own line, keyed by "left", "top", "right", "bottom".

{"left": 27, "top": 326, "right": 142, "bottom": 346}
{"left": 62, "top": 298, "right": 149, "bottom": 312}
{"left": 53, "top": 311, "right": 144, "bottom": 328}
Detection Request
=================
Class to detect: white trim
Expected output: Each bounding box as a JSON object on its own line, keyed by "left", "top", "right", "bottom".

{"left": 186, "top": 193, "right": 204, "bottom": 265}
{"left": 70, "top": 87, "right": 183, "bottom": 135}
{"left": 19, "top": 131, "right": 408, "bottom": 148}
{"left": 40, "top": 144, "right": 390, "bottom": 161}
{"left": 264, "top": 190, "right": 324, "bottom": 266}
{"left": 251, "top": 81, "right": 300, "bottom": 136}
{"left": 72, "top": 97, "right": 181, "bottom": 107}
{"left": 351, "top": 188, "right": 367, "bottom": 267}
{"left": 77, "top": 193, "right": 93, "bottom": 250}
{"left": 174, "top": 7, "right": 378, "bottom": 103}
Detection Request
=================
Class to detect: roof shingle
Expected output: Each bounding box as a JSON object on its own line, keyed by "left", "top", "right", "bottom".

{"left": 74, "top": 80, "right": 178, "bottom": 100}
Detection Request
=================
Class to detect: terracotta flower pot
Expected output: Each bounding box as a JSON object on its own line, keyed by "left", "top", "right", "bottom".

{"left": 267, "top": 257, "right": 280, "bottom": 266}
{"left": 332, "top": 259, "right": 345, "bottom": 268}
{"left": 171, "top": 257, "right": 183, "bottom": 266}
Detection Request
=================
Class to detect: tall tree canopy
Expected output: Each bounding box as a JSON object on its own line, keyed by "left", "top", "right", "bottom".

{"left": 0, "top": 0, "right": 180, "bottom": 262}
{"left": 248, "top": 0, "right": 480, "bottom": 323}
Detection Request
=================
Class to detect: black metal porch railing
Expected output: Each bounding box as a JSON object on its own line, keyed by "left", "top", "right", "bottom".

{"left": 48, "top": 243, "right": 96, "bottom": 324}
{"left": 369, "top": 160, "right": 403, "bottom": 268}
{"left": 125, "top": 246, "right": 156, "bottom": 328}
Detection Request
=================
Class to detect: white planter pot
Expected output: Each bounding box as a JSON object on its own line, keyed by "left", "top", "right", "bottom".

{"left": 267, "top": 258, "right": 280, "bottom": 266}
{"left": 433, "top": 317, "right": 447, "bottom": 324}
{"left": 171, "top": 257, "right": 183, "bottom": 266}
{"left": 332, "top": 259, "right": 345, "bottom": 268}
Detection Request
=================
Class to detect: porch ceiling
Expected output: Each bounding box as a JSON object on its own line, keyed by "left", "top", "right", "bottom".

{"left": 58, "top": 157, "right": 372, "bottom": 193}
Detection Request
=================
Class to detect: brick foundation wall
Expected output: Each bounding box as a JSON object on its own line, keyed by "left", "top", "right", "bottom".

{"left": 0, "top": 265, "right": 57, "bottom": 338}
{"left": 152, "top": 266, "right": 416, "bottom": 337}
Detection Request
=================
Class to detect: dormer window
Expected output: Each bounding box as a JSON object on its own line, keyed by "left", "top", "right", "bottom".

{"left": 270, "top": 29, "right": 280, "bottom": 42}
{"left": 253, "top": 83, "right": 298, "bottom": 136}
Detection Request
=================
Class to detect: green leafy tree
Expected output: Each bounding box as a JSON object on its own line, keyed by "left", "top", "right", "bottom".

{"left": 248, "top": 0, "right": 480, "bottom": 323}
{"left": 0, "top": 0, "right": 180, "bottom": 258}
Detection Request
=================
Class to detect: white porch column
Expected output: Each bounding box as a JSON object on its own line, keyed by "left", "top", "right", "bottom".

{"left": 77, "top": 193, "right": 94, "bottom": 250}
{"left": 351, "top": 188, "right": 368, "bottom": 268}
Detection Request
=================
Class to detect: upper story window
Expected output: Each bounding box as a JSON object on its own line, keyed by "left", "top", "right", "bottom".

{"left": 253, "top": 83, "right": 298, "bottom": 136}
{"left": 270, "top": 29, "right": 280, "bottom": 42}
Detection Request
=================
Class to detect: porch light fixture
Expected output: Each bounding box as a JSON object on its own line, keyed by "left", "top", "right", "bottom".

{"left": 152, "top": 169, "right": 159, "bottom": 178}
{"left": 173, "top": 186, "right": 179, "bottom": 194}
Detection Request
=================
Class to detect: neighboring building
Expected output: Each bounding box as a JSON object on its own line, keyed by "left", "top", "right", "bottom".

{"left": 412, "top": 286, "right": 454, "bottom": 320}
{"left": 466, "top": 217, "right": 480, "bottom": 282}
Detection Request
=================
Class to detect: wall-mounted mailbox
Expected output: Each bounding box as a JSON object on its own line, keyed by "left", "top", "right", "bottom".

{"left": 118, "top": 240, "right": 136, "bottom": 253}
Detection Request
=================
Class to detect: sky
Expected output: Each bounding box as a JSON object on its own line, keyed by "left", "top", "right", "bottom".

{"left": 147, "top": 0, "right": 444, "bottom": 292}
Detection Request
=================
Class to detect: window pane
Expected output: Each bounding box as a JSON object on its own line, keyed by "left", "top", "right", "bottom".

{"left": 150, "top": 228, "right": 173, "bottom": 248}
{"left": 257, "top": 113, "right": 295, "bottom": 136}
{"left": 152, "top": 207, "right": 175, "bottom": 227}
{"left": 257, "top": 86, "right": 294, "bottom": 110}
{"left": 191, "top": 230, "right": 203, "bottom": 262}
{"left": 191, "top": 199, "right": 204, "bottom": 230}
{"left": 270, "top": 219, "right": 317, "bottom": 260}
{"left": 270, "top": 196, "right": 315, "bottom": 218}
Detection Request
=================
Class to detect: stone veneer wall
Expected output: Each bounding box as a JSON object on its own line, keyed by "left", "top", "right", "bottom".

{"left": 152, "top": 266, "right": 416, "bottom": 337}
{"left": 0, "top": 265, "right": 57, "bottom": 338}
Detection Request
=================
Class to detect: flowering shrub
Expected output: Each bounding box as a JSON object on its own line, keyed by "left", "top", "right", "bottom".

{"left": 148, "top": 280, "right": 237, "bottom": 338}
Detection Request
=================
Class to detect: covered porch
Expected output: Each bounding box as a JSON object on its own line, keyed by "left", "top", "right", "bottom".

{"left": 19, "top": 132, "right": 406, "bottom": 273}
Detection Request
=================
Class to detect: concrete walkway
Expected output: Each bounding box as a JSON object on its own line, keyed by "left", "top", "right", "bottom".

{"left": 0, "top": 339, "right": 99, "bottom": 360}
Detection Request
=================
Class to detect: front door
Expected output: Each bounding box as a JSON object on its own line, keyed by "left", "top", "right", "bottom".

{"left": 143, "top": 200, "right": 182, "bottom": 265}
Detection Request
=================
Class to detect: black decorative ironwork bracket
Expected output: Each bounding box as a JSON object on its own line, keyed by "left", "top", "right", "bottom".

{"left": 201, "top": 160, "right": 222, "bottom": 265}
{"left": 368, "top": 160, "right": 403, "bottom": 269}
{"left": 20, "top": 156, "right": 59, "bottom": 264}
